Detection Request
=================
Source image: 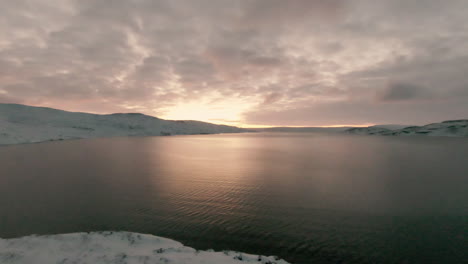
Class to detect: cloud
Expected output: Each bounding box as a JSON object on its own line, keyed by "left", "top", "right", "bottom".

{"left": 262, "top": 92, "right": 283, "bottom": 105}
{"left": 204, "top": 46, "right": 284, "bottom": 80}
{"left": 378, "top": 82, "right": 430, "bottom": 102}
{"left": 244, "top": 98, "right": 468, "bottom": 126}
{"left": 0, "top": 0, "right": 467, "bottom": 125}
{"left": 241, "top": 0, "right": 346, "bottom": 28}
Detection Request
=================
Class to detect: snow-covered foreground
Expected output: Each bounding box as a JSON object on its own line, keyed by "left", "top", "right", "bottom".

{"left": 0, "top": 231, "right": 290, "bottom": 264}
{"left": 345, "top": 120, "right": 468, "bottom": 137}
{"left": 0, "top": 104, "right": 246, "bottom": 145}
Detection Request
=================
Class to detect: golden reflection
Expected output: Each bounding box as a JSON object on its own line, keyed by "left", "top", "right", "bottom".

{"left": 146, "top": 135, "right": 263, "bottom": 209}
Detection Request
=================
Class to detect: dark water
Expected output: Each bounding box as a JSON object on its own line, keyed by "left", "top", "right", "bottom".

{"left": 0, "top": 133, "right": 467, "bottom": 264}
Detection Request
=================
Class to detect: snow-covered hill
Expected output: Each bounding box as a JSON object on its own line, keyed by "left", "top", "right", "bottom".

{"left": 0, "top": 104, "right": 246, "bottom": 145}
{"left": 0, "top": 231, "right": 290, "bottom": 264}
{"left": 345, "top": 120, "right": 468, "bottom": 137}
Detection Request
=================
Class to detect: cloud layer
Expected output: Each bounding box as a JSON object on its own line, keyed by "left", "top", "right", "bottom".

{"left": 1, "top": 0, "right": 467, "bottom": 126}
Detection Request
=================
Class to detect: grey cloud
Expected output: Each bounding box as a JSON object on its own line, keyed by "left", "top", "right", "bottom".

{"left": 0, "top": 91, "right": 26, "bottom": 105}
{"left": 0, "top": 0, "right": 467, "bottom": 125}
{"left": 173, "top": 58, "right": 214, "bottom": 87}
{"left": 342, "top": 54, "right": 468, "bottom": 103}
{"left": 289, "top": 83, "right": 343, "bottom": 98}
{"left": 262, "top": 93, "right": 282, "bottom": 105}
{"left": 131, "top": 56, "right": 171, "bottom": 87}
{"left": 317, "top": 42, "right": 344, "bottom": 54}
{"left": 244, "top": 98, "right": 468, "bottom": 126}
{"left": 242, "top": 0, "right": 346, "bottom": 28}
{"left": 205, "top": 46, "right": 285, "bottom": 79}
{"left": 378, "top": 82, "right": 429, "bottom": 102}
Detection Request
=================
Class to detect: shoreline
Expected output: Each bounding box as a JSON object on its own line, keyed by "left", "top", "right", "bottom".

{"left": 0, "top": 231, "right": 291, "bottom": 264}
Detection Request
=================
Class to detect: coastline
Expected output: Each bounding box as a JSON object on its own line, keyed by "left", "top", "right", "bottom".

{"left": 0, "top": 231, "right": 290, "bottom": 264}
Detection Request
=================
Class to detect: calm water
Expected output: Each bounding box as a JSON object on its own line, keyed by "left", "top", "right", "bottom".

{"left": 0, "top": 133, "right": 467, "bottom": 264}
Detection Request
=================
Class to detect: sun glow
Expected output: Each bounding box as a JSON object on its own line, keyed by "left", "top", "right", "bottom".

{"left": 161, "top": 98, "right": 255, "bottom": 126}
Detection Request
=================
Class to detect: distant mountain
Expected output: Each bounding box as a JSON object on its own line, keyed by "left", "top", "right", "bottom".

{"left": 345, "top": 120, "right": 468, "bottom": 137}
{"left": 344, "top": 126, "right": 393, "bottom": 135}
{"left": 253, "top": 127, "right": 351, "bottom": 133}
{"left": 0, "top": 103, "right": 247, "bottom": 145}
{"left": 371, "top": 124, "right": 412, "bottom": 130}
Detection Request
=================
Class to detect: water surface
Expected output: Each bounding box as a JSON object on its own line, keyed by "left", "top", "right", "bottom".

{"left": 0, "top": 133, "right": 467, "bottom": 263}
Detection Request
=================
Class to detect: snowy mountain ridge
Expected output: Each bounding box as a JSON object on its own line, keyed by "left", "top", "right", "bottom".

{"left": 0, "top": 103, "right": 246, "bottom": 145}
{"left": 345, "top": 120, "right": 468, "bottom": 137}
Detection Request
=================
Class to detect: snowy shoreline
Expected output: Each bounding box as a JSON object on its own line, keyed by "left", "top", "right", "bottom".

{"left": 344, "top": 120, "right": 468, "bottom": 137}
{"left": 0, "top": 103, "right": 247, "bottom": 145}
{"left": 1, "top": 104, "right": 466, "bottom": 146}
{"left": 0, "top": 231, "right": 290, "bottom": 264}
{"left": 0, "top": 132, "right": 251, "bottom": 147}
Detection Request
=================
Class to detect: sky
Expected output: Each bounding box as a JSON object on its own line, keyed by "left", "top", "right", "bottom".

{"left": 1, "top": 0, "right": 467, "bottom": 127}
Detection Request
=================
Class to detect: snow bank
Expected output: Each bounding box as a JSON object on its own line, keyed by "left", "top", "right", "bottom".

{"left": 0, "top": 231, "right": 290, "bottom": 264}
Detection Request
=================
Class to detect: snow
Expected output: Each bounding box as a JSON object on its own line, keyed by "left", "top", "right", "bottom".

{"left": 345, "top": 120, "right": 468, "bottom": 137}
{"left": 0, "top": 231, "right": 290, "bottom": 264}
{"left": 0, "top": 104, "right": 246, "bottom": 145}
